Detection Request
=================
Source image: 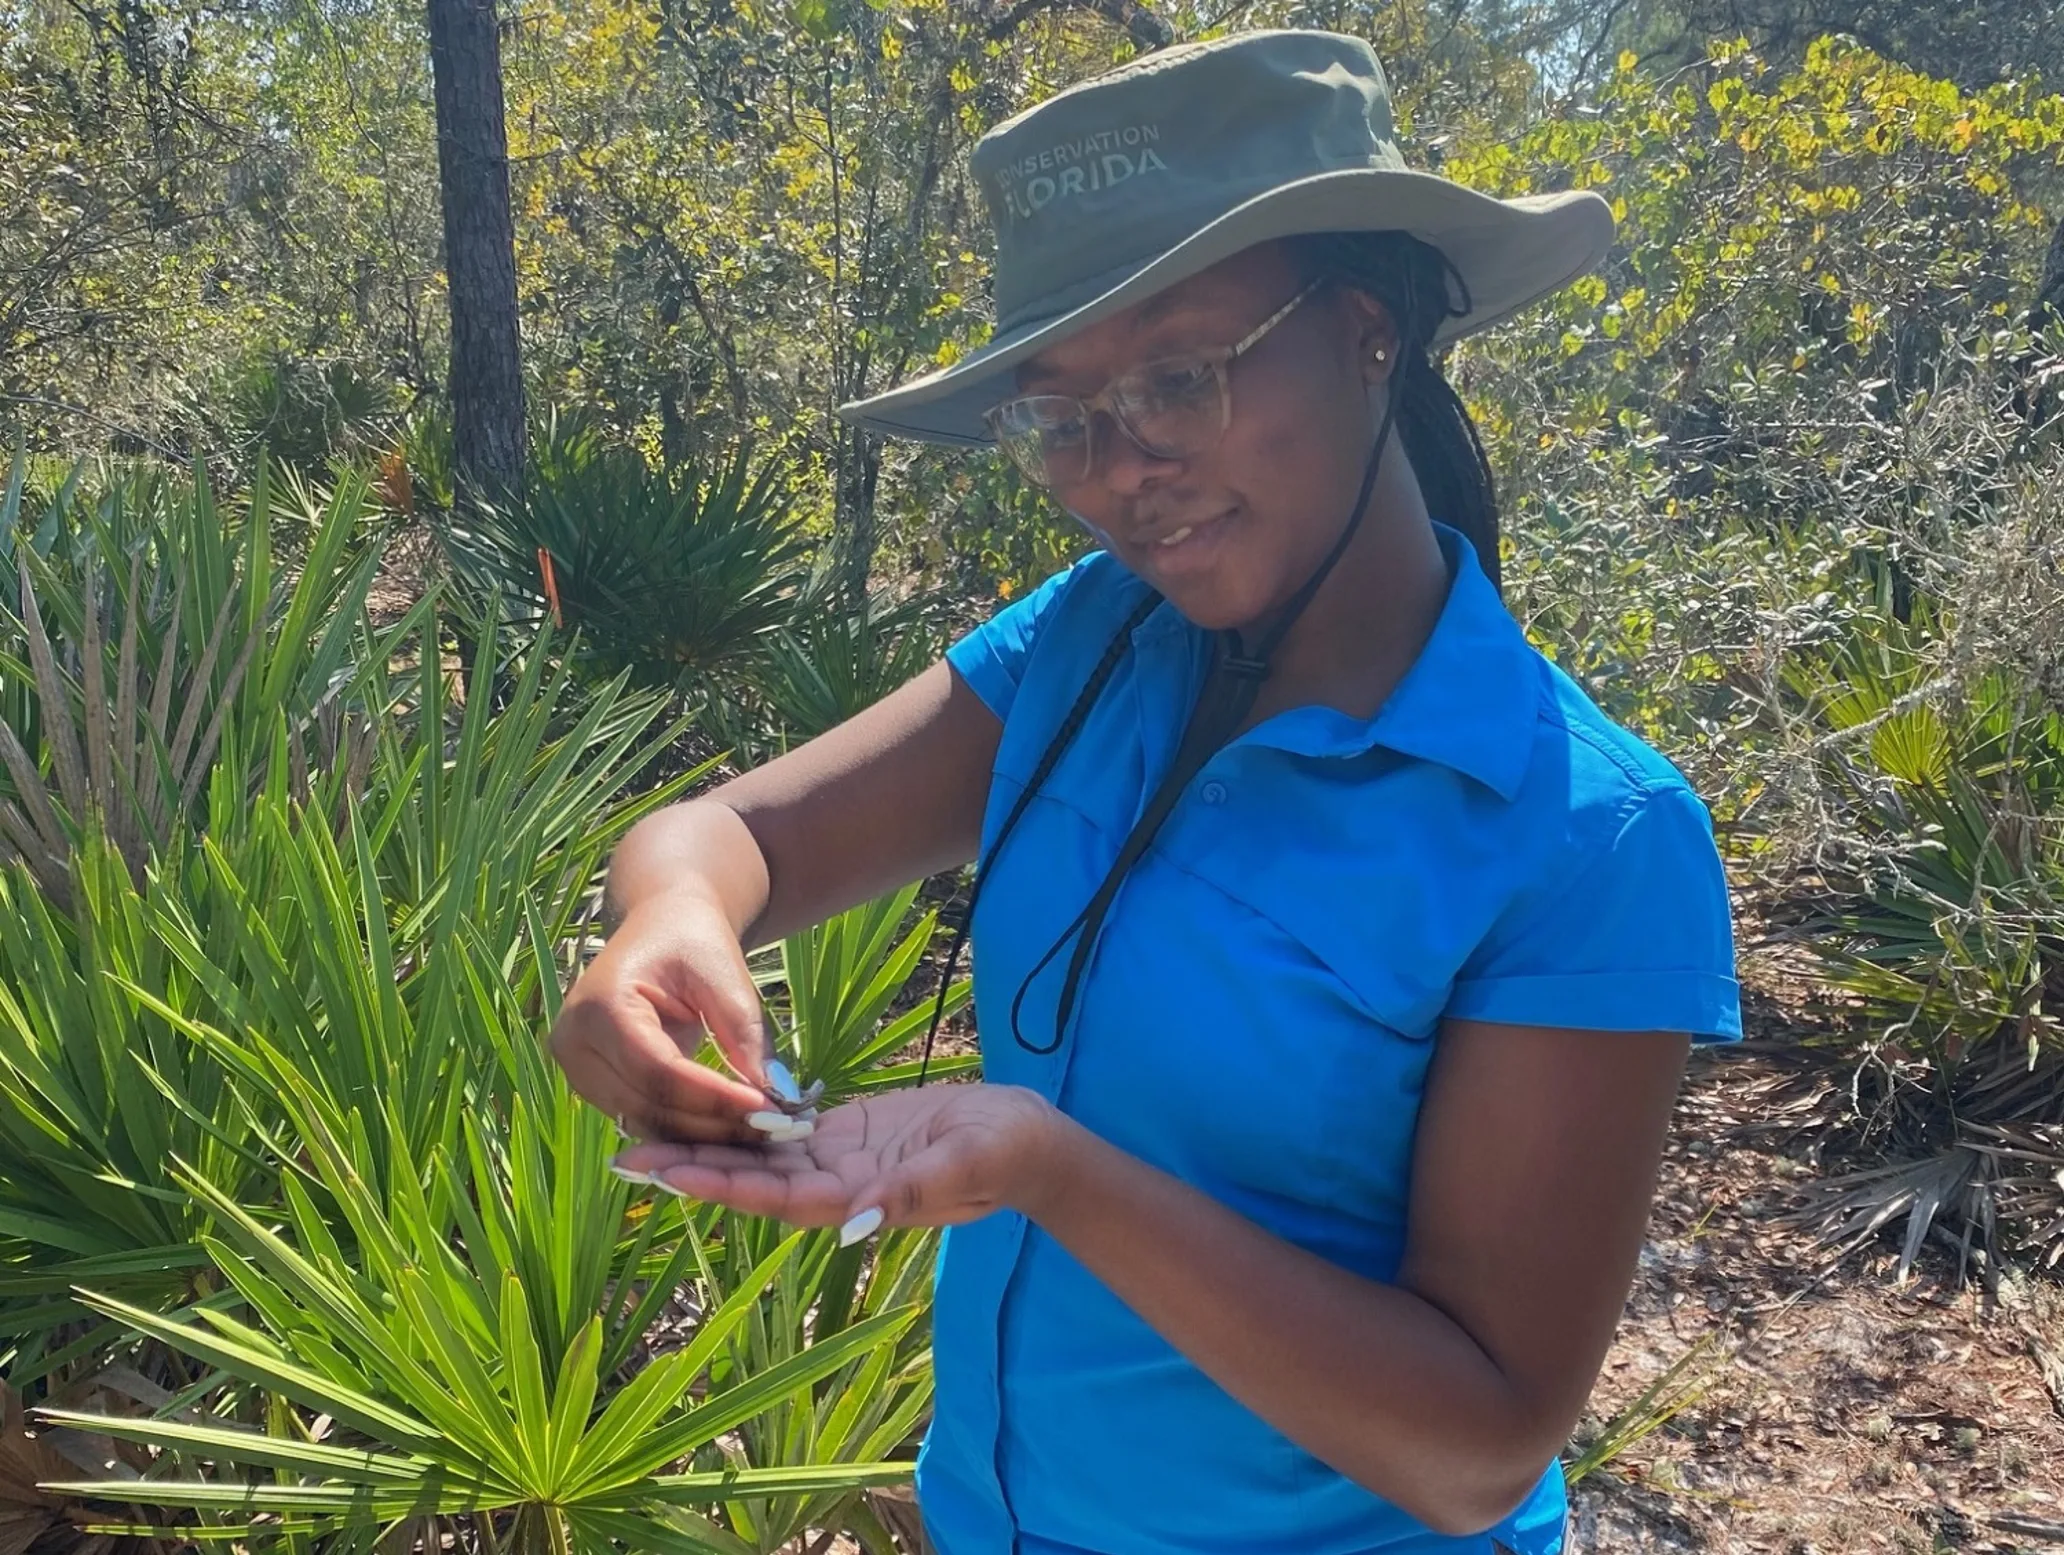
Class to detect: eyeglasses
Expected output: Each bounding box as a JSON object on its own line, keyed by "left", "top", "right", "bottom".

{"left": 983, "top": 279, "right": 1322, "bottom": 490}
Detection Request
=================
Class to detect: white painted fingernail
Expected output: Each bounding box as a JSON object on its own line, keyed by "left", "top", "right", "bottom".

{"left": 746, "top": 1110, "right": 790, "bottom": 1132}
{"left": 774, "top": 1119, "right": 815, "bottom": 1141}
{"left": 766, "top": 1059, "right": 802, "bottom": 1105}
{"left": 837, "top": 1207, "right": 883, "bottom": 1248}
{"left": 606, "top": 1162, "right": 652, "bottom": 1185}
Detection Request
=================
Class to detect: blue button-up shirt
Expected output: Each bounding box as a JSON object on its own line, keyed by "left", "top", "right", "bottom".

{"left": 922, "top": 527, "right": 1741, "bottom": 1555}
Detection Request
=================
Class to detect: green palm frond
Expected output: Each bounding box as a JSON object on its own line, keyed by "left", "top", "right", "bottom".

{"left": 0, "top": 447, "right": 417, "bottom": 905}
{"left": 707, "top": 581, "right": 950, "bottom": 761}
{"left": 440, "top": 426, "right": 810, "bottom": 695}
{"left": 751, "top": 882, "right": 977, "bottom": 1100}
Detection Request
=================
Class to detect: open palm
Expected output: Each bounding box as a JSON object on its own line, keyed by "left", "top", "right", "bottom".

{"left": 612, "top": 1082, "right": 1058, "bottom": 1236}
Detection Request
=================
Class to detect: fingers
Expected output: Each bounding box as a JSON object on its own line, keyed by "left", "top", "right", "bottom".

{"left": 624, "top": 1147, "right": 854, "bottom": 1223}
{"left": 621, "top": 1100, "right": 761, "bottom": 1145}
{"left": 830, "top": 1128, "right": 962, "bottom": 1246}
{"left": 546, "top": 890, "right": 774, "bottom": 1143}
{"left": 561, "top": 990, "right": 767, "bottom": 1143}
{"left": 637, "top": 948, "right": 770, "bottom": 1094}
{"left": 605, "top": 1089, "right": 1007, "bottom": 1252}
{"left": 845, "top": 1157, "right": 929, "bottom": 1236}
{"left": 618, "top": 1141, "right": 808, "bottom": 1175}
{"left": 837, "top": 1207, "right": 885, "bottom": 1247}
{"left": 627, "top": 982, "right": 776, "bottom": 1106}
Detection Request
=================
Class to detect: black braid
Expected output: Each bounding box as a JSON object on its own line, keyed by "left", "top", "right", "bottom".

{"left": 1290, "top": 231, "right": 1502, "bottom": 594}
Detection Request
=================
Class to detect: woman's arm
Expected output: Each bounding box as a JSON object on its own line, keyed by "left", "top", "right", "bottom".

{"left": 551, "top": 661, "right": 1000, "bottom": 1141}
{"left": 604, "top": 660, "right": 1002, "bottom": 947}
{"left": 1020, "top": 1019, "right": 1690, "bottom": 1534}
{"left": 618, "top": 1018, "right": 1689, "bottom": 1533}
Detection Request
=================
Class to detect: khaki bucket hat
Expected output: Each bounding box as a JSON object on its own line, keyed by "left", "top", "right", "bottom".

{"left": 840, "top": 28, "right": 1613, "bottom": 447}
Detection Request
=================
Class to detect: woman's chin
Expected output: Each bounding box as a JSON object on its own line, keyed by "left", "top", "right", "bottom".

{"left": 1148, "top": 574, "right": 1274, "bottom": 635}
{"left": 1123, "top": 520, "right": 1269, "bottom": 626}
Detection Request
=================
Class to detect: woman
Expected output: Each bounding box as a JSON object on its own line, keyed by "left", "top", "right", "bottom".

{"left": 551, "top": 30, "right": 1741, "bottom": 1555}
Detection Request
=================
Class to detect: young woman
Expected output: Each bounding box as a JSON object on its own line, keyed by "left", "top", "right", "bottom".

{"left": 551, "top": 30, "right": 1741, "bottom": 1555}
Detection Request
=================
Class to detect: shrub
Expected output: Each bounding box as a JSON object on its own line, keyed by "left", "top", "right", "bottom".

{"left": 439, "top": 413, "right": 812, "bottom": 697}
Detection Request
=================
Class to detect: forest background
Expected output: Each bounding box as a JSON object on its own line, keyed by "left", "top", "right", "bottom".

{"left": 4, "top": 0, "right": 2064, "bottom": 1550}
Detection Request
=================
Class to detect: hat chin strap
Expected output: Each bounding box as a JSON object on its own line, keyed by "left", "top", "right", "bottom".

{"left": 1222, "top": 375, "right": 1399, "bottom": 679}
{"left": 1008, "top": 378, "right": 1404, "bottom": 1057}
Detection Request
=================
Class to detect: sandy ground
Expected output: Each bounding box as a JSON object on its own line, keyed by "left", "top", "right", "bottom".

{"left": 1567, "top": 1048, "right": 2064, "bottom": 1555}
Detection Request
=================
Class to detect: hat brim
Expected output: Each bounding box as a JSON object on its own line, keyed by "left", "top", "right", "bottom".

{"left": 839, "top": 169, "right": 1612, "bottom": 447}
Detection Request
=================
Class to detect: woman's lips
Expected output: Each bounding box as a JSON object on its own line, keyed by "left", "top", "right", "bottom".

{"left": 1146, "top": 511, "right": 1230, "bottom": 553}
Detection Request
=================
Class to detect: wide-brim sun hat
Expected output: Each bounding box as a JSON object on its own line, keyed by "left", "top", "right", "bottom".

{"left": 839, "top": 28, "right": 1613, "bottom": 448}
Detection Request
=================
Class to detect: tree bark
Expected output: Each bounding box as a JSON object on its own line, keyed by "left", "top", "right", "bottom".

{"left": 427, "top": 0, "right": 526, "bottom": 512}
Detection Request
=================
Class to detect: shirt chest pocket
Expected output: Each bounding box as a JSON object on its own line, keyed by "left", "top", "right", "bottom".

{"left": 1057, "top": 855, "right": 1472, "bottom": 1236}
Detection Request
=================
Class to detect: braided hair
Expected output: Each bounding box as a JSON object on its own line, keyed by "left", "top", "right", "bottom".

{"left": 915, "top": 230, "right": 1494, "bottom": 1077}
{"left": 1289, "top": 230, "right": 1502, "bottom": 593}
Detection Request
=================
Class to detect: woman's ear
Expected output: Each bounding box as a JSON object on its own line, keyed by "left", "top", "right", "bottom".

{"left": 1342, "top": 290, "right": 1401, "bottom": 384}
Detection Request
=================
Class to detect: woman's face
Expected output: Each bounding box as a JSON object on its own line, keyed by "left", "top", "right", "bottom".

{"left": 1011, "top": 241, "right": 1392, "bottom": 631}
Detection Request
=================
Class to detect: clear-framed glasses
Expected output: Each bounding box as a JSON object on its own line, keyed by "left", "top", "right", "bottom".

{"left": 983, "top": 279, "right": 1322, "bottom": 491}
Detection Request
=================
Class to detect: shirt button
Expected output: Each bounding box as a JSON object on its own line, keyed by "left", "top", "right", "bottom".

{"left": 1200, "top": 780, "right": 1228, "bottom": 805}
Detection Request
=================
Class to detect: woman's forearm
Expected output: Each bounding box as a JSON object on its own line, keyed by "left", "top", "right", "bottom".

{"left": 602, "top": 799, "right": 773, "bottom": 942}
{"left": 1018, "top": 1114, "right": 1553, "bottom": 1537}
{"left": 602, "top": 664, "right": 996, "bottom": 951}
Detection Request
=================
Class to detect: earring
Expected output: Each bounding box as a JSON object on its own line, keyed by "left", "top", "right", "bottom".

{"left": 1372, "top": 349, "right": 1388, "bottom": 362}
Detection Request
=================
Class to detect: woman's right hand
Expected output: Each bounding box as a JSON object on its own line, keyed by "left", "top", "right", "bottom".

{"left": 548, "top": 886, "right": 777, "bottom": 1144}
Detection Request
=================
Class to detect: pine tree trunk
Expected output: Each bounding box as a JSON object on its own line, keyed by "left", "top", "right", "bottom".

{"left": 427, "top": 0, "right": 525, "bottom": 513}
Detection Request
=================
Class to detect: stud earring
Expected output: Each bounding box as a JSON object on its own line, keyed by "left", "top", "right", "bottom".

{"left": 1372, "top": 349, "right": 1388, "bottom": 362}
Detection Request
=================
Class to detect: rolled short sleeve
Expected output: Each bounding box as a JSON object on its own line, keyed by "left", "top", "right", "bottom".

{"left": 1447, "top": 783, "right": 1742, "bottom": 1043}
{"left": 944, "top": 555, "right": 1099, "bottom": 724}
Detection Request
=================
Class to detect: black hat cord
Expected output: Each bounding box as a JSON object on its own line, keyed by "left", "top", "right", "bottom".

{"left": 914, "top": 378, "right": 1403, "bottom": 1083}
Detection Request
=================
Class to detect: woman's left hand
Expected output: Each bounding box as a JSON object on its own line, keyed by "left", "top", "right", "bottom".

{"left": 611, "top": 1083, "right": 1070, "bottom": 1243}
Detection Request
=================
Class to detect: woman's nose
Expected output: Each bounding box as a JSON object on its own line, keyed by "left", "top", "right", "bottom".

{"left": 1091, "top": 410, "right": 1182, "bottom": 495}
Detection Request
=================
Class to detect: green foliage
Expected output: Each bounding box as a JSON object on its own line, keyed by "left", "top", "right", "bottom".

{"left": 0, "top": 463, "right": 956, "bottom": 1549}
{"left": 216, "top": 353, "right": 404, "bottom": 477}
{"left": 38, "top": 982, "right": 912, "bottom": 1553}
{"left": 754, "top": 590, "right": 944, "bottom": 738}
{"left": 439, "top": 420, "right": 811, "bottom": 696}
{"left": 1563, "top": 1329, "right": 1727, "bottom": 1487}
{"left": 699, "top": 576, "right": 951, "bottom": 763}
{"left": 1783, "top": 593, "right": 2064, "bottom": 1269}
{"left": 2, "top": 0, "right": 442, "bottom": 465}
{"left": 0, "top": 448, "right": 407, "bottom": 905}
{"left": 1608, "top": 0, "right": 2064, "bottom": 93}
{"left": 674, "top": 1206, "right": 935, "bottom": 1551}
{"left": 897, "top": 455, "right": 1092, "bottom": 604}
{"left": 757, "top": 879, "right": 977, "bottom": 1095}
{"left": 0, "top": 465, "right": 694, "bottom": 1353}
{"left": 1430, "top": 36, "right": 2064, "bottom": 1277}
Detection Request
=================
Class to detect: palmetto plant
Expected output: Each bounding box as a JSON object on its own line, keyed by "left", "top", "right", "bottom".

{"left": 0, "top": 452, "right": 956, "bottom": 1552}
{"left": 0, "top": 449, "right": 413, "bottom": 907}
{"left": 218, "top": 353, "right": 402, "bottom": 477}
{"left": 439, "top": 417, "right": 811, "bottom": 696}
{"left": 702, "top": 580, "right": 950, "bottom": 766}
{"left": 0, "top": 460, "right": 698, "bottom": 1362}
{"left": 1785, "top": 600, "right": 2064, "bottom": 1273}
{"left": 19, "top": 873, "right": 958, "bottom": 1554}
{"left": 0, "top": 646, "right": 693, "bottom": 1371}
{"left": 681, "top": 1208, "right": 937, "bottom": 1554}
{"left": 752, "top": 881, "right": 976, "bottom": 1100}
{"left": 34, "top": 948, "right": 916, "bottom": 1555}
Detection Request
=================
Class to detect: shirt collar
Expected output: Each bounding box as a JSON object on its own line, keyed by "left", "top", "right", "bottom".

{"left": 1137, "top": 523, "right": 1541, "bottom": 800}
{"left": 1355, "top": 523, "right": 1540, "bottom": 799}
